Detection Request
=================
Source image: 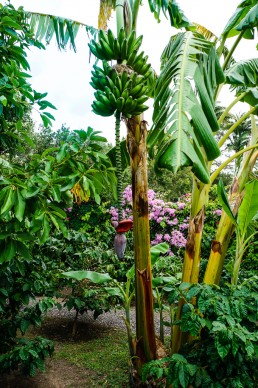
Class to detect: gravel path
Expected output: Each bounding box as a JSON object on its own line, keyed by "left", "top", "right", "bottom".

{"left": 46, "top": 304, "right": 171, "bottom": 336}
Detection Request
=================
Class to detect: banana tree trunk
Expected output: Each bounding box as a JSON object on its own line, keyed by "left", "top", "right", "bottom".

{"left": 172, "top": 178, "right": 208, "bottom": 354}
{"left": 126, "top": 116, "right": 156, "bottom": 370}
{"left": 204, "top": 146, "right": 258, "bottom": 285}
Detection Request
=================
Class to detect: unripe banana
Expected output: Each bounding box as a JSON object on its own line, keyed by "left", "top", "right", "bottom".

{"left": 121, "top": 38, "right": 128, "bottom": 60}
{"left": 115, "top": 76, "right": 123, "bottom": 94}
{"left": 116, "top": 96, "right": 125, "bottom": 112}
{"left": 127, "top": 49, "right": 138, "bottom": 66}
{"left": 135, "top": 103, "right": 149, "bottom": 113}
{"left": 88, "top": 42, "right": 103, "bottom": 60}
{"left": 130, "top": 35, "right": 143, "bottom": 53}
{"left": 121, "top": 88, "right": 129, "bottom": 101}
{"left": 127, "top": 30, "right": 136, "bottom": 54}
{"left": 123, "top": 95, "right": 134, "bottom": 113}
{"left": 113, "top": 38, "right": 120, "bottom": 60}
{"left": 108, "top": 91, "right": 117, "bottom": 107}
{"left": 118, "top": 28, "right": 126, "bottom": 51}
{"left": 121, "top": 71, "right": 128, "bottom": 88}
{"left": 107, "top": 29, "right": 115, "bottom": 51}
{"left": 92, "top": 101, "right": 114, "bottom": 116}
{"left": 99, "top": 39, "right": 113, "bottom": 60}
{"left": 135, "top": 95, "right": 149, "bottom": 105}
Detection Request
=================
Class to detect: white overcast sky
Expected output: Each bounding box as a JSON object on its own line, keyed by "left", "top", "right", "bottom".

{"left": 11, "top": 0, "right": 257, "bottom": 143}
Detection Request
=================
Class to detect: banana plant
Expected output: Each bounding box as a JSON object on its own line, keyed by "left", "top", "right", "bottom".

{"left": 16, "top": 0, "right": 258, "bottom": 371}
{"left": 217, "top": 179, "right": 258, "bottom": 285}
{"left": 147, "top": 0, "right": 258, "bottom": 353}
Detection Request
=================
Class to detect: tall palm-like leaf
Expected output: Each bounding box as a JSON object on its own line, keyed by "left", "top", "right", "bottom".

{"left": 26, "top": 12, "right": 97, "bottom": 52}
{"left": 221, "top": 0, "right": 258, "bottom": 39}
{"left": 147, "top": 0, "right": 193, "bottom": 29}
{"left": 225, "top": 58, "right": 258, "bottom": 111}
{"left": 225, "top": 58, "right": 258, "bottom": 88}
{"left": 148, "top": 32, "right": 223, "bottom": 184}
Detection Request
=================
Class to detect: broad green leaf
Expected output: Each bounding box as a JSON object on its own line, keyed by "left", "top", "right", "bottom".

{"left": 104, "top": 287, "right": 123, "bottom": 299}
{"left": 217, "top": 179, "right": 236, "bottom": 225}
{"left": 236, "top": 3, "right": 258, "bottom": 33}
{"left": 14, "top": 188, "right": 25, "bottom": 222}
{"left": 215, "top": 338, "right": 231, "bottom": 359}
{"left": 238, "top": 180, "right": 258, "bottom": 235}
{"left": 152, "top": 276, "right": 177, "bottom": 288}
{"left": 39, "top": 215, "right": 50, "bottom": 244}
{"left": 0, "top": 238, "right": 16, "bottom": 262}
{"left": 1, "top": 186, "right": 15, "bottom": 214}
{"left": 150, "top": 32, "right": 221, "bottom": 183}
{"left": 48, "top": 213, "right": 60, "bottom": 230}
{"left": 2, "top": 16, "right": 22, "bottom": 30}
{"left": 221, "top": 1, "right": 257, "bottom": 39}
{"left": 61, "top": 270, "right": 112, "bottom": 284}
{"left": 56, "top": 143, "right": 68, "bottom": 163}
{"left": 0, "top": 95, "right": 7, "bottom": 106}
{"left": 48, "top": 204, "right": 66, "bottom": 218}
{"left": 50, "top": 185, "right": 61, "bottom": 202}
{"left": 126, "top": 265, "right": 135, "bottom": 280}
{"left": 225, "top": 58, "right": 258, "bottom": 88}
{"left": 147, "top": 0, "right": 193, "bottom": 29}
{"left": 151, "top": 242, "right": 169, "bottom": 265}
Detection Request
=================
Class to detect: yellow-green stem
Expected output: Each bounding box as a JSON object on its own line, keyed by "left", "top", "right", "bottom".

{"left": 126, "top": 116, "right": 156, "bottom": 371}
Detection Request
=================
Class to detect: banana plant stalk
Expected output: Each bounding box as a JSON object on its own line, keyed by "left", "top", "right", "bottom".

{"left": 115, "top": 110, "right": 123, "bottom": 221}
{"left": 115, "top": 0, "right": 156, "bottom": 371}
{"left": 172, "top": 178, "right": 208, "bottom": 353}
{"left": 126, "top": 115, "right": 156, "bottom": 370}
{"left": 204, "top": 115, "right": 258, "bottom": 284}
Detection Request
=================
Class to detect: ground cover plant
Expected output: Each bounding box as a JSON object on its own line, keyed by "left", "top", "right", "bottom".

{"left": 0, "top": 0, "right": 258, "bottom": 386}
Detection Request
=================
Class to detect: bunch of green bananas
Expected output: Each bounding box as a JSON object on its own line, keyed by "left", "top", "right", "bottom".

{"left": 91, "top": 62, "right": 149, "bottom": 118}
{"left": 89, "top": 27, "right": 154, "bottom": 118}
{"left": 88, "top": 28, "right": 151, "bottom": 78}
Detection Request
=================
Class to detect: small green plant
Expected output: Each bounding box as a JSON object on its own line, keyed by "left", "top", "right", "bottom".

{"left": 143, "top": 281, "right": 258, "bottom": 387}
{"left": 0, "top": 337, "right": 54, "bottom": 377}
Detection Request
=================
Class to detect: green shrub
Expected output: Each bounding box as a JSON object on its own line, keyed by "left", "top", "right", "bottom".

{"left": 143, "top": 281, "right": 258, "bottom": 387}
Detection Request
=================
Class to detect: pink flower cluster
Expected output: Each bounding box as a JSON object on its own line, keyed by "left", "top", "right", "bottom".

{"left": 213, "top": 209, "right": 222, "bottom": 216}
{"left": 108, "top": 186, "right": 190, "bottom": 256}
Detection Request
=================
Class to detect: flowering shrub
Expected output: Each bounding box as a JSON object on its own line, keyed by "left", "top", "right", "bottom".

{"left": 109, "top": 186, "right": 191, "bottom": 257}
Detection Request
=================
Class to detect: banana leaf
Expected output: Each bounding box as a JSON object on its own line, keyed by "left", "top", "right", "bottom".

{"left": 221, "top": 0, "right": 257, "bottom": 39}
{"left": 61, "top": 270, "right": 112, "bottom": 283}
{"left": 148, "top": 32, "right": 222, "bottom": 183}
{"left": 225, "top": 58, "right": 258, "bottom": 87}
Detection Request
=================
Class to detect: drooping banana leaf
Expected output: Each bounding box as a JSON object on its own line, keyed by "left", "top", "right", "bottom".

{"left": 237, "top": 87, "right": 258, "bottom": 110}
{"left": 147, "top": 0, "right": 194, "bottom": 29}
{"left": 235, "top": 3, "right": 258, "bottom": 33}
{"left": 238, "top": 180, "right": 258, "bottom": 235}
{"left": 148, "top": 32, "right": 222, "bottom": 184}
{"left": 26, "top": 12, "right": 96, "bottom": 51}
{"left": 221, "top": 0, "right": 258, "bottom": 39}
{"left": 225, "top": 58, "right": 258, "bottom": 113}
{"left": 225, "top": 58, "right": 258, "bottom": 87}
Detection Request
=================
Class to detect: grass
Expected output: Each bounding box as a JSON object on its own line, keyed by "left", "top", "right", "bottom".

{"left": 55, "top": 329, "right": 130, "bottom": 387}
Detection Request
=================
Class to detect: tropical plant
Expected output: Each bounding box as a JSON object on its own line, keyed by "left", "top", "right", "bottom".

{"left": 15, "top": 0, "right": 258, "bottom": 378}
{"left": 218, "top": 179, "right": 258, "bottom": 285}
{"left": 143, "top": 281, "right": 258, "bottom": 387}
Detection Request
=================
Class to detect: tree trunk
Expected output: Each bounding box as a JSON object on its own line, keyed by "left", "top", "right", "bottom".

{"left": 204, "top": 123, "right": 258, "bottom": 285}
{"left": 126, "top": 116, "right": 156, "bottom": 372}
{"left": 171, "top": 177, "right": 208, "bottom": 354}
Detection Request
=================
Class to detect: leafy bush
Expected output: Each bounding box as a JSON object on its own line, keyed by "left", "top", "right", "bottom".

{"left": 0, "top": 337, "right": 54, "bottom": 377}
{"left": 143, "top": 281, "right": 258, "bottom": 387}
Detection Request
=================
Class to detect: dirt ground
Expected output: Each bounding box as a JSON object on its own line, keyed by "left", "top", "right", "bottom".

{"left": 0, "top": 359, "right": 98, "bottom": 388}
{"left": 0, "top": 316, "right": 129, "bottom": 388}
